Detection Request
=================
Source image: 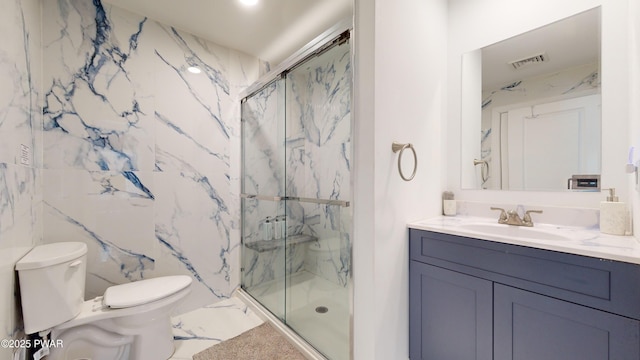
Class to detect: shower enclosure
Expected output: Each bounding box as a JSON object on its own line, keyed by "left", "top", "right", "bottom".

{"left": 240, "top": 25, "right": 352, "bottom": 360}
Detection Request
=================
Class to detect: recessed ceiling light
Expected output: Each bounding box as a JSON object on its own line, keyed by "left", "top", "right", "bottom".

{"left": 187, "top": 66, "right": 202, "bottom": 74}
{"left": 239, "top": 0, "right": 258, "bottom": 6}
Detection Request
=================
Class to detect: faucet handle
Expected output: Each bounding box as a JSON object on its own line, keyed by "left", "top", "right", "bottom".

{"left": 523, "top": 209, "right": 543, "bottom": 225}
{"left": 490, "top": 207, "right": 508, "bottom": 223}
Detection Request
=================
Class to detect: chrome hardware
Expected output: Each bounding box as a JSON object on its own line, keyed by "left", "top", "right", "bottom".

{"left": 392, "top": 142, "right": 417, "bottom": 181}
{"left": 506, "top": 210, "right": 525, "bottom": 226}
{"left": 474, "top": 159, "right": 489, "bottom": 183}
{"left": 491, "top": 207, "right": 543, "bottom": 227}
{"left": 523, "top": 210, "right": 543, "bottom": 226}
{"left": 490, "top": 207, "right": 507, "bottom": 223}
{"left": 241, "top": 193, "right": 350, "bottom": 207}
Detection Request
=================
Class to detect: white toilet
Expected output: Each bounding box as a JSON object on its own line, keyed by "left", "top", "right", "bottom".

{"left": 15, "top": 242, "right": 192, "bottom": 360}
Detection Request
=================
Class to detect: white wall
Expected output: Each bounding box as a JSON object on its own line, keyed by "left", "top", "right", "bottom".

{"left": 353, "top": 0, "right": 447, "bottom": 359}
{"left": 630, "top": 0, "right": 640, "bottom": 233}
{"left": 355, "top": 0, "right": 638, "bottom": 358}
{"left": 447, "top": 0, "right": 634, "bottom": 211}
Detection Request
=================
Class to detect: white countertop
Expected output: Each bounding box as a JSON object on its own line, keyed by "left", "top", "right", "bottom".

{"left": 409, "top": 216, "right": 640, "bottom": 265}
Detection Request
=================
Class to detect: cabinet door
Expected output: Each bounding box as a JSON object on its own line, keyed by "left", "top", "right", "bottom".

{"left": 409, "top": 262, "right": 493, "bottom": 360}
{"left": 494, "top": 284, "right": 640, "bottom": 360}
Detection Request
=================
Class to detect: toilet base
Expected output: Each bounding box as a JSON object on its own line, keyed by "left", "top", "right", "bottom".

{"left": 49, "top": 325, "right": 133, "bottom": 360}
{"left": 49, "top": 316, "right": 176, "bottom": 360}
{"left": 45, "top": 283, "right": 190, "bottom": 360}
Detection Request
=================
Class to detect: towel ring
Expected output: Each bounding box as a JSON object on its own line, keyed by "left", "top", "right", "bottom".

{"left": 473, "top": 159, "right": 489, "bottom": 183}
{"left": 392, "top": 142, "right": 417, "bottom": 181}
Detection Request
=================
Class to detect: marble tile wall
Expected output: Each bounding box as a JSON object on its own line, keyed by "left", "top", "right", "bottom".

{"left": 480, "top": 62, "right": 600, "bottom": 188}
{"left": 0, "top": 0, "right": 42, "bottom": 357}
{"left": 241, "top": 40, "right": 351, "bottom": 289}
{"left": 41, "top": 0, "right": 260, "bottom": 313}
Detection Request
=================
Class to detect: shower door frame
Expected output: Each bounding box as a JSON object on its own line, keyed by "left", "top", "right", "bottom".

{"left": 239, "top": 18, "right": 354, "bottom": 360}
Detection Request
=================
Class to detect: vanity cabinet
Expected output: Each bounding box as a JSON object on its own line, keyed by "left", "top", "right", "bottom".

{"left": 409, "top": 229, "right": 640, "bottom": 360}
{"left": 409, "top": 261, "right": 493, "bottom": 360}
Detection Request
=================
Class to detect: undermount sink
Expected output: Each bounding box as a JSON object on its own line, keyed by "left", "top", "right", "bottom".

{"left": 457, "top": 223, "right": 571, "bottom": 241}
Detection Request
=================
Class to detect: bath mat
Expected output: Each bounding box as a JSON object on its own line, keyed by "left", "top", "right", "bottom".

{"left": 192, "top": 322, "right": 307, "bottom": 360}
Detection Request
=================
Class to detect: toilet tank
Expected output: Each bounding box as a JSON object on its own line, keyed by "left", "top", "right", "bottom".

{"left": 16, "top": 242, "right": 87, "bottom": 334}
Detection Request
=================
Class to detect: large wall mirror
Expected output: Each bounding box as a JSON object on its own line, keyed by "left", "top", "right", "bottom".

{"left": 460, "top": 7, "right": 601, "bottom": 191}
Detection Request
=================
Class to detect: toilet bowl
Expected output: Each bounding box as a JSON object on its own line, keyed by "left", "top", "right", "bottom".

{"left": 15, "top": 242, "right": 192, "bottom": 360}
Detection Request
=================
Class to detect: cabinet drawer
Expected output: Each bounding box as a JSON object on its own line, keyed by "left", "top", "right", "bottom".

{"left": 409, "top": 229, "right": 640, "bottom": 319}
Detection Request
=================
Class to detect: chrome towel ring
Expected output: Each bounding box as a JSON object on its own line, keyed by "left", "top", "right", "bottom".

{"left": 392, "top": 142, "right": 417, "bottom": 181}
{"left": 473, "top": 159, "right": 489, "bottom": 183}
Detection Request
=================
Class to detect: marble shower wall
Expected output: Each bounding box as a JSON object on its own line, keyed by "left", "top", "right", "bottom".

{"left": 242, "top": 40, "right": 351, "bottom": 289}
{"left": 42, "top": 0, "right": 260, "bottom": 312}
{"left": 0, "top": 0, "right": 42, "bottom": 356}
{"left": 480, "top": 62, "right": 600, "bottom": 189}
{"left": 286, "top": 41, "right": 351, "bottom": 286}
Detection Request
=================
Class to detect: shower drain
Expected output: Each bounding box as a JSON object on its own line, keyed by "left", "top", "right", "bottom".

{"left": 315, "top": 306, "right": 329, "bottom": 314}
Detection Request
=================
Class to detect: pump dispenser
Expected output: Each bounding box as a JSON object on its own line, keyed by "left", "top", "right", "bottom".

{"left": 599, "top": 188, "right": 629, "bottom": 235}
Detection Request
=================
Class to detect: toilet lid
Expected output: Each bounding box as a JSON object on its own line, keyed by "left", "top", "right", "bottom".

{"left": 103, "top": 275, "right": 192, "bottom": 309}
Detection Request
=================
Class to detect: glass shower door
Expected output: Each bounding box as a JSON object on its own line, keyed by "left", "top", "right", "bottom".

{"left": 283, "top": 39, "right": 352, "bottom": 360}
{"left": 240, "top": 78, "right": 286, "bottom": 320}
{"left": 241, "top": 32, "right": 351, "bottom": 360}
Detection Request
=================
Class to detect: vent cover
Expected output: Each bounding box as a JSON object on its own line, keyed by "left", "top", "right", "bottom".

{"left": 508, "top": 52, "right": 548, "bottom": 69}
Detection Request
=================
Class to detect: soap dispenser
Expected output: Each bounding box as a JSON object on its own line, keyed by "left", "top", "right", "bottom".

{"left": 599, "top": 188, "right": 629, "bottom": 235}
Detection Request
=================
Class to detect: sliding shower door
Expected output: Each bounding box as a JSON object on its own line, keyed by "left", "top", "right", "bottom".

{"left": 240, "top": 77, "right": 287, "bottom": 320}
{"left": 241, "top": 32, "right": 352, "bottom": 360}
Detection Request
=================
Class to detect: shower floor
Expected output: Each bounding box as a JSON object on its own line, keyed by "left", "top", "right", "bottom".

{"left": 245, "top": 270, "right": 350, "bottom": 360}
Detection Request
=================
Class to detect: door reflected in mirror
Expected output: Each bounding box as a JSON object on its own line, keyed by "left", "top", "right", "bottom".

{"left": 460, "top": 7, "right": 601, "bottom": 191}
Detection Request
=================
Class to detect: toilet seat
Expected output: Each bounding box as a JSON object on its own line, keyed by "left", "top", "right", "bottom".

{"left": 55, "top": 275, "right": 193, "bottom": 331}
{"left": 103, "top": 275, "right": 192, "bottom": 308}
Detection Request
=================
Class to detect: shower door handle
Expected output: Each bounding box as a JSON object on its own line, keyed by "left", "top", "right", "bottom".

{"left": 241, "top": 193, "right": 350, "bottom": 207}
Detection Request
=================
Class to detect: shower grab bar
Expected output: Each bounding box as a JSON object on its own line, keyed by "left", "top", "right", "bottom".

{"left": 241, "top": 193, "right": 350, "bottom": 207}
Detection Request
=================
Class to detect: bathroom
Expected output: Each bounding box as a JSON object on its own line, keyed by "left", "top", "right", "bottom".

{"left": 1, "top": 0, "right": 639, "bottom": 359}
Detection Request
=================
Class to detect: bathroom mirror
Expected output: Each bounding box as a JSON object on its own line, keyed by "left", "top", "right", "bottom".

{"left": 460, "top": 7, "right": 601, "bottom": 191}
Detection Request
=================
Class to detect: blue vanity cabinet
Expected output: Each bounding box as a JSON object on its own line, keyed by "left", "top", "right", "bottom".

{"left": 494, "top": 284, "right": 640, "bottom": 360}
{"left": 409, "top": 261, "right": 493, "bottom": 360}
{"left": 409, "top": 228, "right": 640, "bottom": 360}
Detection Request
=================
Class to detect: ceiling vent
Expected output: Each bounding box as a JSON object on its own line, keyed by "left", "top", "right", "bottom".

{"left": 508, "top": 52, "right": 548, "bottom": 70}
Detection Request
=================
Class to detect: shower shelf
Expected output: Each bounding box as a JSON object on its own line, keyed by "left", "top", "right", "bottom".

{"left": 244, "top": 234, "right": 318, "bottom": 253}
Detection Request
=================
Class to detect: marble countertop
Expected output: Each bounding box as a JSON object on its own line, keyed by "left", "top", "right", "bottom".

{"left": 408, "top": 216, "right": 640, "bottom": 265}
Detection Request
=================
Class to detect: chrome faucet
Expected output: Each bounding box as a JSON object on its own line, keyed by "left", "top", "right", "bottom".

{"left": 490, "top": 207, "right": 543, "bottom": 227}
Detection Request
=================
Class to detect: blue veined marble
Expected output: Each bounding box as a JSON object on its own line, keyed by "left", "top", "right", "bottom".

{"left": 120, "top": 171, "right": 154, "bottom": 199}
{"left": 45, "top": 202, "right": 155, "bottom": 280}
{"left": 155, "top": 111, "right": 228, "bottom": 165}
{"left": 482, "top": 80, "right": 524, "bottom": 109}
{"left": 155, "top": 147, "right": 229, "bottom": 216}
{"left": 563, "top": 70, "right": 600, "bottom": 94}
{"left": 42, "top": 0, "right": 258, "bottom": 313}
{"left": 154, "top": 50, "right": 230, "bottom": 140}
{"left": 241, "top": 40, "right": 352, "bottom": 290}
{"left": 43, "top": 0, "right": 154, "bottom": 172}
{"left": 479, "top": 63, "right": 600, "bottom": 190}
{"left": 156, "top": 231, "right": 227, "bottom": 298}
{"left": 170, "top": 297, "right": 264, "bottom": 358}
{"left": 481, "top": 63, "right": 600, "bottom": 115}
{"left": 0, "top": 0, "right": 41, "bottom": 352}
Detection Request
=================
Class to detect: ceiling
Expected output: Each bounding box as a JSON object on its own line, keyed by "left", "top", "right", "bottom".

{"left": 481, "top": 8, "right": 600, "bottom": 90}
{"left": 102, "top": 0, "right": 353, "bottom": 66}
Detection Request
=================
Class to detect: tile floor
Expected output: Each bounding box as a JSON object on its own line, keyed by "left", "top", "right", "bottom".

{"left": 169, "top": 296, "right": 264, "bottom": 360}
{"left": 169, "top": 271, "right": 349, "bottom": 360}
